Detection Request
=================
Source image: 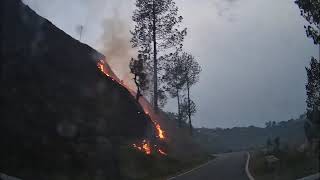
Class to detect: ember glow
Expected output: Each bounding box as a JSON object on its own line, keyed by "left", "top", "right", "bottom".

{"left": 156, "top": 124, "right": 165, "bottom": 139}
{"left": 97, "top": 60, "right": 110, "bottom": 77}
{"left": 97, "top": 60, "right": 167, "bottom": 155}
{"left": 133, "top": 140, "right": 151, "bottom": 155}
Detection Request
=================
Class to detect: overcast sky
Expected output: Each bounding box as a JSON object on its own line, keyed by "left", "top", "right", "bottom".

{"left": 23, "top": 0, "right": 318, "bottom": 128}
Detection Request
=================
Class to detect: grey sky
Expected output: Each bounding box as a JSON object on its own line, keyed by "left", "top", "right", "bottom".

{"left": 23, "top": 0, "right": 318, "bottom": 128}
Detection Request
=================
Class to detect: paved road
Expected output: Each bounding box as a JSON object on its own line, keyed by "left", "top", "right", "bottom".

{"left": 168, "top": 152, "right": 250, "bottom": 180}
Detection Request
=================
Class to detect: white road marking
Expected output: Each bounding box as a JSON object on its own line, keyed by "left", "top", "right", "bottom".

{"left": 245, "top": 152, "right": 255, "bottom": 180}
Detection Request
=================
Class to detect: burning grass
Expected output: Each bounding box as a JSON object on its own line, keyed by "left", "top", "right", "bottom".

{"left": 97, "top": 59, "right": 167, "bottom": 156}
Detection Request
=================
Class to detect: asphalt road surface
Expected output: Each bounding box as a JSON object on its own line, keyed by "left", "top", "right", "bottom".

{"left": 168, "top": 152, "right": 250, "bottom": 180}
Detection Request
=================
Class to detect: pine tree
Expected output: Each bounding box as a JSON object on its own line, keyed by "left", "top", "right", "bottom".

{"left": 162, "top": 51, "right": 186, "bottom": 126}
{"left": 131, "top": 0, "right": 187, "bottom": 111}
{"left": 180, "top": 52, "right": 201, "bottom": 133}
{"left": 305, "top": 57, "right": 320, "bottom": 142}
{"left": 295, "top": 0, "right": 320, "bottom": 144}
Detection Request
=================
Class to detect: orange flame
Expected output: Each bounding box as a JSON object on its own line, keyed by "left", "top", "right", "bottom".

{"left": 97, "top": 60, "right": 110, "bottom": 77}
{"left": 133, "top": 140, "right": 151, "bottom": 155}
{"left": 156, "top": 124, "right": 165, "bottom": 139}
{"left": 97, "top": 60, "right": 167, "bottom": 155}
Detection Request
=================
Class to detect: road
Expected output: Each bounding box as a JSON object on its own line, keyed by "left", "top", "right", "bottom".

{"left": 168, "top": 152, "right": 250, "bottom": 180}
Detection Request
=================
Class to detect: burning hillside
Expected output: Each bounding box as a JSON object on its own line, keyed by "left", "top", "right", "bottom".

{"left": 97, "top": 59, "right": 167, "bottom": 155}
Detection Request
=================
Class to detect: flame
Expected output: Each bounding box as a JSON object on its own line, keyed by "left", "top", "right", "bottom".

{"left": 156, "top": 124, "right": 165, "bottom": 139}
{"left": 133, "top": 140, "right": 151, "bottom": 155}
{"left": 97, "top": 60, "right": 110, "bottom": 77}
{"left": 97, "top": 60, "right": 167, "bottom": 155}
{"left": 142, "top": 141, "right": 151, "bottom": 155}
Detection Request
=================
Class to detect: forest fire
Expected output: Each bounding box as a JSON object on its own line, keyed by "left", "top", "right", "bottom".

{"left": 133, "top": 140, "right": 151, "bottom": 155}
{"left": 97, "top": 60, "right": 110, "bottom": 77}
{"left": 156, "top": 124, "right": 165, "bottom": 139}
{"left": 97, "top": 59, "right": 167, "bottom": 156}
{"left": 145, "top": 111, "right": 166, "bottom": 139}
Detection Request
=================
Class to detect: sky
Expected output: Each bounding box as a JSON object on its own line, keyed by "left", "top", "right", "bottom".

{"left": 23, "top": 0, "right": 318, "bottom": 128}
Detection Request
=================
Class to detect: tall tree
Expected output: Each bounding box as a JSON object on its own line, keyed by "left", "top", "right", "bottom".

{"left": 295, "top": 0, "right": 320, "bottom": 144}
{"left": 131, "top": 0, "right": 187, "bottom": 111}
{"left": 181, "top": 97, "right": 196, "bottom": 123}
{"left": 162, "top": 52, "right": 186, "bottom": 126}
{"left": 181, "top": 52, "right": 201, "bottom": 133}
{"left": 130, "top": 54, "right": 148, "bottom": 101}
{"left": 305, "top": 57, "right": 320, "bottom": 142}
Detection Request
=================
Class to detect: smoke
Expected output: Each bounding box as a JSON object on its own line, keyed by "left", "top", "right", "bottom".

{"left": 23, "top": 0, "right": 137, "bottom": 89}
{"left": 98, "top": 3, "right": 137, "bottom": 90}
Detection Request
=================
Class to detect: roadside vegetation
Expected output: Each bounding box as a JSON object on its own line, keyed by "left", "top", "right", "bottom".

{"left": 249, "top": 148, "right": 319, "bottom": 180}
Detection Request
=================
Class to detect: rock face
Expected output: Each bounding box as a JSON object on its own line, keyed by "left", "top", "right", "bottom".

{"left": 0, "top": 0, "right": 152, "bottom": 179}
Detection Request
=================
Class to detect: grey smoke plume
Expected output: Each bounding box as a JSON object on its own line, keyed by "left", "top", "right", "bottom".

{"left": 98, "top": 3, "right": 137, "bottom": 89}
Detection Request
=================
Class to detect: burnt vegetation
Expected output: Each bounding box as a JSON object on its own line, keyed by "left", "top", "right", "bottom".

{"left": 1, "top": 0, "right": 155, "bottom": 179}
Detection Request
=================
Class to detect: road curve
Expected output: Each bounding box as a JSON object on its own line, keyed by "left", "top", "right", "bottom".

{"left": 168, "top": 151, "right": 249, "bottom": 180}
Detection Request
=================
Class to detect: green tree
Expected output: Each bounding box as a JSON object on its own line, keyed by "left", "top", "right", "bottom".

{"left": 131, "top": 0, "right": 187, "bottom": 111}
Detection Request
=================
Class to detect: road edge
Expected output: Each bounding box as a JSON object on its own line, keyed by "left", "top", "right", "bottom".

{"left": 167, "top": 158, "right": 215, "bottom": 180}
{"left": 246, "top": 152, "right": 255, "bottom": 180}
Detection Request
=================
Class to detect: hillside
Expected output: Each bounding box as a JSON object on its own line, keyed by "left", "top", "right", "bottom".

{"left": 194, "top": 115, "right": 306, "bottom": 153}
{"left": 0, "top": 0, "right": 155, "bottom": 179}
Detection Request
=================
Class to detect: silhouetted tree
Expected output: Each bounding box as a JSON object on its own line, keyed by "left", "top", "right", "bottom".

{"left": 305, "top": 58, "right": 320, "bottom": 142}
{"left": 181, "top": 97, "right": 196, "bottom": 123}
{"left": 162, "top": 51, "right": 186, "bottom": 126}
{"left": 130, "top": 54, "right": 148, "bottom": 101}
{"left": 131, "top": 0, "right": 187, "bottom": 111}
{"left": 180, "top": 52, "right": 201, "bottom": 133}
{"left": 295, "top": 0, "right": 320, "bottom": 46}
{"left": 296, "top": 0, "right": 320, "bottom": 145}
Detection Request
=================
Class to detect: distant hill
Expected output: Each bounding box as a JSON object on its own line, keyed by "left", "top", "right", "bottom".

{"left": 0, "top": 0, "right": 154, "bottom": 179}
{"left": 194, "top": 114, "right": 306, "bottom": 153}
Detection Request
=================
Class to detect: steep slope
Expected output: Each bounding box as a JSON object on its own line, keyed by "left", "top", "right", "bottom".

{"left": 0, "top": 0, "right": 154, "bottom": 179}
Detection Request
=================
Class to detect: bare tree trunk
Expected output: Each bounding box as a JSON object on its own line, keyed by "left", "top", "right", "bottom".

{"left": 136, "top": 87, "right": 141, "bottom": 101}
{"left": 177, "top": 89, "right": 181, "bottom": 127}
{"left": 187, "top": 80, "right": 192, "bottom": 134}
{"left": 152, "top": 0, "right": 158, "bottom": 112}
